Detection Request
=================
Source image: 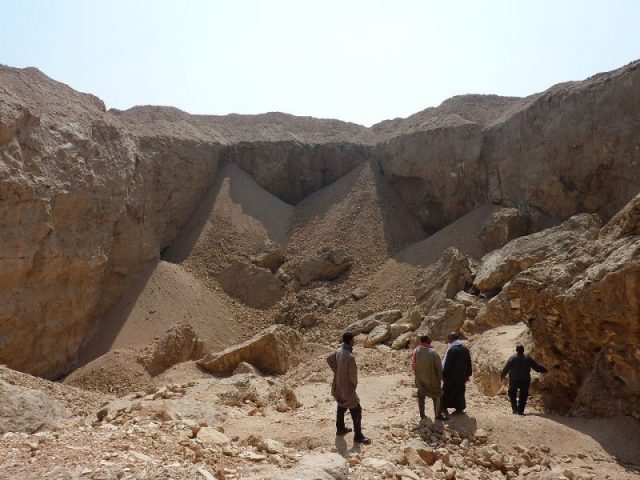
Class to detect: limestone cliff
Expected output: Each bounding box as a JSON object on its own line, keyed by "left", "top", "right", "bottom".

{"left": 1, "top": 59, "right": 639, "bottom": 390}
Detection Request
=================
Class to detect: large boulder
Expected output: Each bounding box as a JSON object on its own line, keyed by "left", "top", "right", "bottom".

{"left": 0, "top": 380, "right": 69, "bottom": 433}
{"left": 293, "top": 248, "right": 353, "bottom": 286}
{"left": 217, "top": 261, "right": 284, "bottom": 308}
{"left": 414, "top": 248, "right": 477, "bottom": 313}
{"left": 417, "top": 300, "right": 466, "bottom": 341}
{"left": 139, "top": 323, "right": 204, "bottom": 376}
{"left": 198, "top": 325, "right": 304, "bottom": 375}
{"left": 480, "top": 207, "right": 528, "bottom": 250}
{"left": 473, "top": 213, "right": 600, "bottom": 293}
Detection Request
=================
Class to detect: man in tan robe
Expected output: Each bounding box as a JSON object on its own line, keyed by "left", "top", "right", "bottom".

{"left": 412, "top": 334, "right": 448, "bottom": 420}
{"left": 326, "top": 331, "right": 371, "bottom": 444}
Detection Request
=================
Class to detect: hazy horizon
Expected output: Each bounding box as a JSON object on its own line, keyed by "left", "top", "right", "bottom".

{"left": 2, "top": 0, "right": 639, "bottom": 126}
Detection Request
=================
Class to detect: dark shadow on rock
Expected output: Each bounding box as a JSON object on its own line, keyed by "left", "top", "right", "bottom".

{"left": 445, "top": 413, "right": 478, "bottom": 437}
{"left": 75, "top": 259, "right": 158, "bottom": 367}
{"left": 334, "top": 436, "right": 348, "bottom": 456}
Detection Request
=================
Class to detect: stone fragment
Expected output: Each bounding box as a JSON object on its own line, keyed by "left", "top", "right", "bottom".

{"left": 480, "top": 208, "right": 528, "bottom": 250}
{"left": 278, "top": 452, "right": 348, "bottom": 479}
{"left": 364, "top": 323, "right": 390, "bottom": 347}
{"left": 139, "top": 323, "right": 204, "bottom": 376}
{"left": 250, "top": 240, "right": 286, "bottom": 272}
{"left": 197, "top": 427, "right": 230, "bottom": 445}
{"left": 293, "top": 248, "right": 353, "bottom": 285}
{"left": 0, "top": 380, "right": 69, "bottom": 433}
{"left": 217, "top": 261, "right": 284, "bottom": 308}
{"left": 198, "top": 325, "right": 304, "bottom": 375}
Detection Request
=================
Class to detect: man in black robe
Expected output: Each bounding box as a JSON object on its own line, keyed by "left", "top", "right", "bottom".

{"left": 441, "top": 332, "right": 472, "bottom": 415}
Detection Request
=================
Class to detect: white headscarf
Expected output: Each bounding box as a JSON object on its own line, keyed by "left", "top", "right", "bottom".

{"left": 442, "top": 339, "right": 462, "bottom": 368}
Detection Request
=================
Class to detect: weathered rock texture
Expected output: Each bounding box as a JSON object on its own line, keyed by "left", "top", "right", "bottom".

{"left": 0, "top": 380, "right": 69, "bottom": 433}
{"left": 216, "top": 261, "right": 284, "bottom": 309}
{"left": 1, "top": 58, "right": 640, "bottom": 408}
{"left": 473, "top": 213, "right": 601, "bottom": 293}
{"left": 197, "top": 325, "right": 304, "bottom": 375}
{"left": 474, "top": 195, "right": 640, "bottom": 419}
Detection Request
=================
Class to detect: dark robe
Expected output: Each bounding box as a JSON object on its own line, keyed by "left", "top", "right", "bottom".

{"left": 442, "top": 343, "right": 472, "bottom": 411}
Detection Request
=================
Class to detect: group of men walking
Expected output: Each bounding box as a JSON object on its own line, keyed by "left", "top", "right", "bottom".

{"left": 327, "top": 330, "right": 547, "bottom": 443}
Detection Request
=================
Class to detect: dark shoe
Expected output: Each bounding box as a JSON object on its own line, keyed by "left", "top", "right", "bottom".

{"left": 518, "top": 412, "right": 525, "bottom": 416}
{"left": 336, "top": 427, "right": 352, "bottom": 436}
{"left": 512, "top": 410, "right": 518, "bottom": 414}
{"left": 436, "top": 413, "right": 449, "bottom": 421}
{"left": 354, "top": 435, "right": 372, "bottom": 445}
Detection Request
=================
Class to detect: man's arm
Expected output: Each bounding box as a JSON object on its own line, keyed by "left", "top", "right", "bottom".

{"left": 529, "top": 356, "right": 548, "bottom": 374}
{"left": 435, "top": 353, "right": 443, "bottom": 382}
{"left": 465, "top": 347, "right": 473, "bottom": 380}
{"left": 501, "top": 357, "right": 512, "bottom": 380}
{"left": 349, "top": 356, "right": 358, "bottom": 389}
{"left": 326, "top": 351, "right": 337, "bottom": 373}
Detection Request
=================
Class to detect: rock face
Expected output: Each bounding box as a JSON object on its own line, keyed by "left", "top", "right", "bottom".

{"left": 473, "top": 195, "right": 640, "bottom": 419}
{"left": 473, "top": 214, "right": 600, "bottom": 293}
{"left": 216, "top": 261, "right": 284, "bottom": 308}
{"left": 0, "top": 380, "right": 68, "bottom": 433}
{"left": 292, "top": 248, "right": 353, "bottom": 285}
{"left": 198, "top": 325, "right": 304, "bottom": 375}
{"left": 480, "top": 207, "right": 528, "bottom": 250}
{"left": 376, "top": 62, "right": 640, "bottom": 232}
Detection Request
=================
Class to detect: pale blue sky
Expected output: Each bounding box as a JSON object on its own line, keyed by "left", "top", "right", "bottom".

{"left": 2, "top": 0, "right": 639, "bottom": 126}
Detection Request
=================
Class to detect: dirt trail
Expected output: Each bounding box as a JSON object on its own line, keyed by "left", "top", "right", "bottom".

{"left": 225, "top": 346, "right": 640, "bottom": 479}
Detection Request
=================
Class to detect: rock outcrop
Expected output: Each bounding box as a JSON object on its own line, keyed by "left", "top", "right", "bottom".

{"left": 473, "top": 214, "right": 600, "bottom": 293}
{"left": 473, "top": 195, "right": 640, "bottom": 418}
{"left": 198, "top": 325, "right": 304, "bottom": 376}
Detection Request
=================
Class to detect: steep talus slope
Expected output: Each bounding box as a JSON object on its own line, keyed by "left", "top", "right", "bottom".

{"left": 287, "top": 162, "right": 425, "bottom": 277}
{"left": 163, "top": 161, "right": 293, "bottom": 278}
{"left": 76, "top": 260, "right": 239, "bottom": 367}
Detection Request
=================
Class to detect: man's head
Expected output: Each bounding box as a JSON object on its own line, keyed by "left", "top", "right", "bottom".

{"left": 420, "top": 334, "right": 431, "bottom": 344}
{"left": 516, "top": 344, "right": 525, "bottom": 354}
{"left": 447, "top": 332, "right": 459, "bottom": 343}
{"left": 342, "top": 331, "right": 355, "bottom": 346}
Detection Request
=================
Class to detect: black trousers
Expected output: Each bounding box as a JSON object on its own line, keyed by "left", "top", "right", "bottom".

{"left": 418, "top": 393, "right": 441, "bottom": 419}
{"left": 508, "top": 379, "right": 530, "bottom": 414}
{"left": 336, "top": 404, "right": 362, "bottom": 436}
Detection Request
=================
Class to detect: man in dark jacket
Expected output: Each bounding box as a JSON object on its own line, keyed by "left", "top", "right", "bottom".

{"left": 501, "top": 344, "right": 548, "bottom": 415}
{"left": 442, "top": 332, "right": 473, "bottom": 416}
{"left": 326, "top": 331, "right": 372, "bottom": 444}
